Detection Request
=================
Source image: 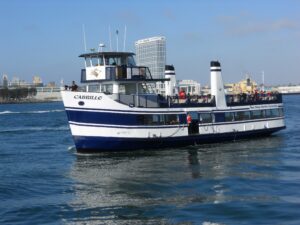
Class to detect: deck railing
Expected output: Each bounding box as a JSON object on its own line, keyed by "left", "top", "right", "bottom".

{"left": 113, "top": 94, "right": 216, "bottom": 108}
{"left": 226, "top": 93, "right": 282, "bottom": 106}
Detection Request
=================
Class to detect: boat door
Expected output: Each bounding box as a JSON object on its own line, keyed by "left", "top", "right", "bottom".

{"left": 188, "top": 111, "right": 199, "bottom": 135}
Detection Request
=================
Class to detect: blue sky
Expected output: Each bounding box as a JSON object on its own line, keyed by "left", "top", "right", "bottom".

{"left": 0, "top": 0, "right": 299, "bottom": 86}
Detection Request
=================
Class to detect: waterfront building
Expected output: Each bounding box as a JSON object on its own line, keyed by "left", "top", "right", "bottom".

{"left": 177, "top": 79, "right": 201, "bottom": 95}
{"left": 276, "top": 85, "right": 300, "bottom": 94}
{"left": 135, "top": 36, "right": 166, "bottom": 79}
{"left": 10, "top": 77, "right": 30, "bottom": 87}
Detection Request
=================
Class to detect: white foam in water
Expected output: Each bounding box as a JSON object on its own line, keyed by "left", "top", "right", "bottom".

{"left": 0, "top": 110, "right": 20, "bottom": 115}
{"left": 203, "top": 222, "right": 224, "bottom": 225}
{"left": 0, "top": 109, "right": 64, "bottom": 115}
{"left": 30, "top": 109, "right": 64, "bottom": 114}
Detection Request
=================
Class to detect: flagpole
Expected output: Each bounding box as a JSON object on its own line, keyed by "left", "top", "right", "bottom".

{"left": 116, "top": 30, "right": 119, "bottom": 52}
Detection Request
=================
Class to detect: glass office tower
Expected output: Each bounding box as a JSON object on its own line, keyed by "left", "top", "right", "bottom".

{"left": 135, "top": 36, "right": 166, "bottom": 79}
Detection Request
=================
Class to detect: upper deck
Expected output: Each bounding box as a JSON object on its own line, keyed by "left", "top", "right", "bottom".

{"left": 79, "top": 51, "right": 169, "bottom": 83}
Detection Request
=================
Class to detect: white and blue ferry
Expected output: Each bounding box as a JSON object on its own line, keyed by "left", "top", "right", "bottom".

{"left": 61, "top": 50, "right": 285, "bottom": 152}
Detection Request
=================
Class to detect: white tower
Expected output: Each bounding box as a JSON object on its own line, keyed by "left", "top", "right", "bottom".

{"left": 164, "top": 65, "right": 176, "bottom": 96}
{"left": 210, "top": 61, "right": 227, "bottom": 108}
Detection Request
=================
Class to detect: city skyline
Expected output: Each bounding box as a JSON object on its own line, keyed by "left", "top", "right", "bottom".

{"left": 0, "top": 0, "right": 299, "bottom": 86}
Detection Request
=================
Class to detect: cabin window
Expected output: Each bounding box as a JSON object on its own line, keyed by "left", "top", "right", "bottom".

{"left": 225, "top": 112, "right": 235, "bottom": 122}
{"left": 106, "top": 67, "right": 116, "bottom": 79}
{"left": 136, "top": 114, "right": 182, "bottom": 125}
{"left": 265, "top": 109, "right": 280, "bottom": 118}
{"left": 189, "top": 112, "right": 198, "bottom": 120}
{"left": 251, "top": 110, "right": 264, "bottom": 119}
{"left": 265, "top": 109, "right": 274, "bottom": 118}
{"left": 101, "top": 84, "right": 113, "bottom": 94}
{"left": 91, "top": 57, "right": 98, "bottom": 66}
{"left": 199, "top": 113, "right": 213, "bottom": 123}
{"left": 105, "top": 57, "right": 122, "bottom": 66}
{"left": 165, "top": 114, "right": 179, "bottom": 125}
{"left": 127, "top": 56, "right": 136, "bottom": 66}
{"left": 271, "top": 109, "right": 280, "bottom": 117}
{"left": 137, "top": 114, "right": 164, "bottom": 125}
{"left": 234, "top": 111, "right": 250, "bottom": 121}
{"left": 85, "top": 58, "right": 92, "bottom": 67}
{"left": 279, "top": 108, "right": 284, "bottom": 117}
{"left": 88, "top": 84, "right": 100, "bottom": 93}
{"left": 90, "top": 57, "right": 104, "bottom": 66}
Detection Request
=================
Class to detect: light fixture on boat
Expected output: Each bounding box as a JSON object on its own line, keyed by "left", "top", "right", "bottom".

{"left": 98, "top": 43, "right": 105, "bottom": 52}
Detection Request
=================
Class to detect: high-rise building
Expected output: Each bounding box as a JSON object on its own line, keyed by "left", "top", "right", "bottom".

{"left": 135, "top": 36, "right": 166, "bottom": 79}
{"left": 2, "top": 74, "right": 8, "bottom": 87}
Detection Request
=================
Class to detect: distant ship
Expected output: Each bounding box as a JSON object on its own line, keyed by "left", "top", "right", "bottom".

{"left": 61, "top": 49, "right": 285, "bottom": 153}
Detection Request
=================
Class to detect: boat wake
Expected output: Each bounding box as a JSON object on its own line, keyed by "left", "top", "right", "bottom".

{"left": 0, "top": 109, "right": 64, "bottom": 115}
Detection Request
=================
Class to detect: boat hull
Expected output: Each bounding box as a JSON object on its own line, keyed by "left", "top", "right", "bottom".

{"left": 73, "top": 126, "right": 285, "bottom": 153}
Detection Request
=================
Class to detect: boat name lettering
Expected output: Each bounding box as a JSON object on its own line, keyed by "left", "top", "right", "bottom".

{"left": 74, "top": 95, "right": 102, "bottom": 100}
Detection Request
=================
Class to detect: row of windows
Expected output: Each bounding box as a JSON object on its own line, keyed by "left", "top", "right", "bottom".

{"left": 125, "top": 108, "right": 283, "bottom": 126}
{"left": 137, "top": 114, "right": 184, "bottom": 125}
{"left": 199, "top": 108, "right": 284, "bottom": 124}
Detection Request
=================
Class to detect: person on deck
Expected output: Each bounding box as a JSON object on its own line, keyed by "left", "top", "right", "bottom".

{"left": 187, "top": 113, "right": 192, "bottom": 134}
{"left": 179, "top": 89, "right": 186, "bottom": 99}
{"left": 71, "top": 81, "right": 78, "bottom": 91}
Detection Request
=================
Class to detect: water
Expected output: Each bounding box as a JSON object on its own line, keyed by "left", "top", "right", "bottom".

{"left": 0, "top": 96, "right": 299, "bottom": 225}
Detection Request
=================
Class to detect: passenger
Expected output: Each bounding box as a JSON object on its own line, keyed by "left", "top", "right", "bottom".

{"left": 179, "top": 89, "right": 186, "bottom": 99}
{"left": 187, "top": 113, "right": 192, "bottom": 133}
{"left": 186, "top": 93, "right": 191, "bottom": 104}
{"left": 71, "top": 81, "right": 78, "bottom": 91}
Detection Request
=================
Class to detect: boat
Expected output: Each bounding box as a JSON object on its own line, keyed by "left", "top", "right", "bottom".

{"left": 61, "top": 50, "right": 286, "bottom": 152}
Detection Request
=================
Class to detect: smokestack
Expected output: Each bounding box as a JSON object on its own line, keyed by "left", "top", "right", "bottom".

{"left": 165, "top": 65, "right": 176, "bottom": 96}
{"left": 210, "top": 61, "right": 227, "bottom": 108}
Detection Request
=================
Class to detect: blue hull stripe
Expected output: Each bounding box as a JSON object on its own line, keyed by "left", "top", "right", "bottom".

{"left": 69, "top": 121, "right": 186, "bottom": 129}
{"left": 65, "top": 104, "right": 283, "bottom": 114}
{"left": 66, "top": 109, "right": 284, "bottom": 127}
{"left": 73, "top": 126, "right": 285, "bottom": 152}
{"left": 65, "top": 106, "right": 186, "bottom": 114}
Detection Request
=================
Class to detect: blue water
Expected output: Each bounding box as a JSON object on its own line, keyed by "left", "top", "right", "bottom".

{"left": 0, "top": 95, "right": 299, "bottom": 225}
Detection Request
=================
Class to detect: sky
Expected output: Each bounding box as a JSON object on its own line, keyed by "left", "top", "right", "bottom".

{"left": 0, "top": 0, "right": 299, "bottom": 86}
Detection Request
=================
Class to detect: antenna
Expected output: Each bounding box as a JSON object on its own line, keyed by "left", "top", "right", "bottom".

{"left": 262, "top": 70, "right": 265, "bottom": 91}
{"left": 109, "top": 25, "right": 112, "bottom": 51}
{"left": 116, "top": 29, "right": 119, "bottom": 52}
{"left": 82, "top": 24, "right": 87, "bottom": 52}
{"left": 123, "top": 25, "right": 127, "bottom": 51}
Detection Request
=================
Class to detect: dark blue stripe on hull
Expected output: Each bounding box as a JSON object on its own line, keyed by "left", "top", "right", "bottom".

{"left": 73, "top": 127, "right": 285, "bottom": 153}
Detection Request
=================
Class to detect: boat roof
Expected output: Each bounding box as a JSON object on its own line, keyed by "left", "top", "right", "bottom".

{"left": 79, "top": 52, "right": 135, "bottom": 58}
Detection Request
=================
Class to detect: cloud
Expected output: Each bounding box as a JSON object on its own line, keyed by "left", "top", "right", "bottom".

{"left": 217, "top": 14, "right": 300, "bottom": 37}
{"left": 183, "top": 32, "right": 202, "bottom": 42}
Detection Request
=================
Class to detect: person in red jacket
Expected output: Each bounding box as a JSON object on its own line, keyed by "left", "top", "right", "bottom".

{"left": 187, "top": 113, "right": 192, "bottom": 134}
{"left": 179, "top": 89, "right": 186, "bottom": 99}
